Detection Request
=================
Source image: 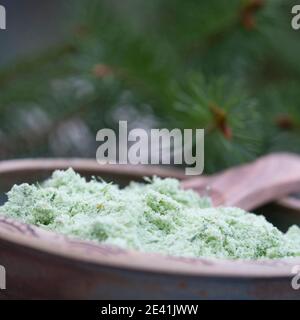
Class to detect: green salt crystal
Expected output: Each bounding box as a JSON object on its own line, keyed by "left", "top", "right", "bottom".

{"left": 1, "top": 168, "right": 299, "bottom": 260}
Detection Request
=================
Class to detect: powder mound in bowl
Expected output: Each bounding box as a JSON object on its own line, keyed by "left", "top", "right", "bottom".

{"left": 1, "top": 168, "right": 300, "bottom": 260}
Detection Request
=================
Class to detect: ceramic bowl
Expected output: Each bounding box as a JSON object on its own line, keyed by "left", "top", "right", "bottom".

{"left": 0, "top": 159, "right": 299, "bottom": 299}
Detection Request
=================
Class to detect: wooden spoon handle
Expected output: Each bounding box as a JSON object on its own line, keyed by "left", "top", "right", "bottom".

{"left": 182, "top": 153, "right": 300, "bottom": 211}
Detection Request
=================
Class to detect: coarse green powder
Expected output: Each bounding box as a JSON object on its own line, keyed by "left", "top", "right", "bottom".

{"left": 1, "top": 169, "right": 300, "bottom": 259}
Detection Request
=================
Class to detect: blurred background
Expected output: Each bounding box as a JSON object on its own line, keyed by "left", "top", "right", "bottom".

{"left": 0, "top": 0, "right": 300, "bottom": 174}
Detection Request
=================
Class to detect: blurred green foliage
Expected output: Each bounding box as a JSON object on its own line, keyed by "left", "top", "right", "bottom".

{"left": 0, "top": 0, "right": 299, "bottom": 173}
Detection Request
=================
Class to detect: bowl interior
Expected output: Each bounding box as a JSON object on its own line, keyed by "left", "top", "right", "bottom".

{"left": 0, "top": 158, "right": 299, "bottom": 278}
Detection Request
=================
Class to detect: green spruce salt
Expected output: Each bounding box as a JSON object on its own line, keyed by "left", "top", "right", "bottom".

{"left": 1, "top": 168, "right": 300, "bottom": 259}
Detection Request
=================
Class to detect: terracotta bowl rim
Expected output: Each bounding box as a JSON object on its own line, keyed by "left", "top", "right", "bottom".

{"left": 0, "top": 158, "right": 299, "bottom": 279}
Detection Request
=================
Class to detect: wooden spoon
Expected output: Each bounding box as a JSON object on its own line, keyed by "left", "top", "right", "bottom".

{"left": 181, "top": 153, "right": 300, "bottom": 211}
